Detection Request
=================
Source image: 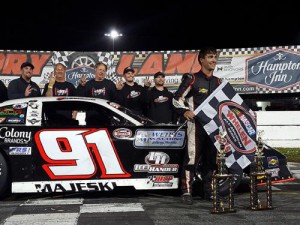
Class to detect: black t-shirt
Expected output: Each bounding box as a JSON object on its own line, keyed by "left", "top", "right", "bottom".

{"left": 42, "top": 81, "right": 76, "bottom": 122}
{"left": 116, "top": 82, "right": 147, "bottom": 116}
{"left": 42, "top": 81, "right": 76, "bottom": 96}
{"left": 7, "top": 76, "right": 41, "bottom": 100}
{"left": 146, "top": 86, "right": 175, "bottom": 123}
{"left": 77, "top": 79, "right": 117, "bottom": 101}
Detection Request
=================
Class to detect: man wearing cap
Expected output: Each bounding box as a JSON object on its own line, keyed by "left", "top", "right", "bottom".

{"left": 7, "top": 62, "right": 41, "bottom": 99}
{"left": 145, "top": 71, "right": 176, "bottom": 124}
{"left": 116, "top": 66, "right": 151, "bottom": 115}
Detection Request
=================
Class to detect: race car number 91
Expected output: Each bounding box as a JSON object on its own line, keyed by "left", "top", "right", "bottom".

{"left": 35, "top": 129, "right": 131, "bottom": 179}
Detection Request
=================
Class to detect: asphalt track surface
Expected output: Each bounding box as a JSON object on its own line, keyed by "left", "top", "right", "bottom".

{"left": 0, "top": 163, "right": 299, "bottom": 225}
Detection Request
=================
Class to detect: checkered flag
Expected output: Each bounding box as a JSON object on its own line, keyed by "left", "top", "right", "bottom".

{"left": 97, "top": 52, "right": 118, "bottom": 83}
{"left": 51, "top": 51, "right": 74, "bottom": 67}
{"left": 194, "top": 80, "right": 256, "bottom": 170}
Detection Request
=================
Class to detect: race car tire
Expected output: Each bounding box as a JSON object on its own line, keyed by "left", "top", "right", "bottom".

{"left": 217, "top": 166, "right": 243, "bottom": 197}
{"left": 0, "top": 152, "right": 10, "bottom": 199}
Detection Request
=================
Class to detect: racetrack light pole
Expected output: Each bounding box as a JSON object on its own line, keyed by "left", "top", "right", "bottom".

{"left": 105, "top": 30, "right": 123, "bottom": 52}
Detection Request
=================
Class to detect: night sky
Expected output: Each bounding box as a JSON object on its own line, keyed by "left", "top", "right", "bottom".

{"left": 1, "top": 0, "right": 299, "bottom": 52}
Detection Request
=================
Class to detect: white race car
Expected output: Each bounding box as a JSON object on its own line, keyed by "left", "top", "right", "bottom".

{"left": 0, "top": 97, "right": 186, "bottom": 198}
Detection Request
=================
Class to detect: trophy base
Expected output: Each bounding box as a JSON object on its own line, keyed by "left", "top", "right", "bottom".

{"left": 211, "top": 174, "right": 236, "bottom": 214}
{"left": 250, "top": 172, "right": 273, "bottom": 211}
{"left": 250, "top": 205, "right": 274, "bottom": 211}
{"left": 211, "top": 208, "right": 236, "bottom": 214}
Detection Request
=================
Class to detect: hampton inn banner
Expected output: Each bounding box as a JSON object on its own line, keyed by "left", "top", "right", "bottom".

{"left": 1, "top": 45, "right": 300, "bottom": 94}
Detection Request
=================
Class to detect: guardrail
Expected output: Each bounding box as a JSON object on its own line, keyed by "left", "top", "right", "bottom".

{"left": 256, "top": 111, "right": 300, "bottom": 148}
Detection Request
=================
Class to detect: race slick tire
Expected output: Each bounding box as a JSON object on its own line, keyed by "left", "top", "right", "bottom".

{"left": 216, "top": 166, "right": 243, "bottom": 197}
{"left": 0, "top": 152, "right": 10, "bottom": 199}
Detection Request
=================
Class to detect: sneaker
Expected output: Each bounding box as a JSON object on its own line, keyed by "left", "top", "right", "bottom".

{"left": 181, "top": 193, "right": 193, "bottom": 205}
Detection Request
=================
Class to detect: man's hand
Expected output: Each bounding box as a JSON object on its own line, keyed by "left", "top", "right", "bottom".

{"left": 116, "top": 78, "right": 124, "bottom": 90}
{"left": 48, "top": 71, "right": 56, "bottom": 86}
{"left": 144, "top": 76, "right": 151, "bottom": 87}
{"left": 184, "top": 110, "right": 195, "bottom": 121}
{"left": 25, "top": 84, "right": 32, "bottom": 97}
{"left": 79, "top": 74, "right": 87, "bottom": 86}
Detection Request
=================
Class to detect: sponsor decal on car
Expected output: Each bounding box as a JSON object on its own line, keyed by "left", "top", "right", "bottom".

{"left": 27, "top": 118, "right": 41, "bottom": 125}
{"left": 267, "top": 156, "right": 279, "bottom": 168}
{"left": 28, "top": 101, "right": 39, "bottom": 109}
{"left": 0, "top": 108, "right": 24, "bottom": 116}
{"left": 9, "top": 147, "right": 32, "bottom": 155}
{"left": 26, "top": 101, "right": 42, "bottom": 126}
{"left": 134, "top": 129, "right": 185, "bottom": 148}
{"left": 134, "top": 152, "right": 179, "bottom": 173}
{"left": 34, "top": 182, "right": 117, "bottom": 192}
{"left": 145, "top": 151, "right": 169, "bottom": 165}
{"left": 12, "top": 178, "right": 180, "bottom": 192}
{"left": 0, "top": 117, "right": 6, "bottom": 123}
{"left": 12, "top": 103, "right": 28, "bottom": 109}
{"left": 147, "top": 175, "right": 174, "bottom": 187}
{"left": 113, "top": 128, "right": 132, "bottom": 139}
{"left": 109, "top": 102, "right": 121, "bottom": 109}
{"left": 7, "top": 118, "right": 24, "bottom": 124}
{"left": 0, "top": 127, "right": 31, "bottom": 144}
{"left": 265, "top": 168, "right": 280, "bottom": 177}
{"left": 29, "top": 113, "right": 39, "bottom": 117}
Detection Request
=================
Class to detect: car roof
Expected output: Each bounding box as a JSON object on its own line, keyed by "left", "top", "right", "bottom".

{"left": 0, "top": 96, "right": 104, "bottom": 106}
{"left": 0, "top": 97, "right": 143, "bottom": 126}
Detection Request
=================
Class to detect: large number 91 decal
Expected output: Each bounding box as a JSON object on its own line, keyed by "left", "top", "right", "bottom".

{"left": 35, "top": 129, "right": 130, "bottom": 180}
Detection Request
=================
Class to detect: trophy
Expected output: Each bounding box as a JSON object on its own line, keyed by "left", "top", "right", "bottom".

{"left": 249, "top": 130, "right": 273, "bottom": 210}
{"left": 211, "top": 131, "right": 236, "bottom": 214}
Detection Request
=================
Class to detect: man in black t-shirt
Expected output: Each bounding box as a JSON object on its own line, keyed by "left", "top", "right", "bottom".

{"left": 77, "top": 62, "right": 117, "bottom": 125}
{"left": 8, "top": 62, "right": 41, "bottom": 99}
{"left": 43, "top": 63, "right": 76, "bottom": 123}
{"left": 116, "top": 66, "right": 151, "bottom": 116}
{"left": 43, "top": 63, "right": 76, "bottom": 97}
{"left": 146, "top": 71, "right": 176, "bottom": 124}
{"left": 77, "top": 62, "right": 117, "bottom": 101}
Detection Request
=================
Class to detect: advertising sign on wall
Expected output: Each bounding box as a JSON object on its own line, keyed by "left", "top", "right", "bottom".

{"left": 1, "top": 45, "right": 300, "bottom": 94}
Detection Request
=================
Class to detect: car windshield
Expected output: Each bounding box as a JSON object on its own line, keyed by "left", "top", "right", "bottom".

{"left": 108, "top": 102, "right": 157, "bottom": 125}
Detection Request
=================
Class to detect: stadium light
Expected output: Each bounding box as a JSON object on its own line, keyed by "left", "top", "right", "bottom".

{"left": 105, "top": 30, "right": 123, "bottom": 51}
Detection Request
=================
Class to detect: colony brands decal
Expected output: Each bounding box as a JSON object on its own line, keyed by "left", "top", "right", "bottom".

{"left": 0, "top": 127, "right": 31, "bottom": 144}
{"left": 134, "top": 129, "right": 185, "bottom": 148}
{"left": 246, "top": 49, "right": 300, "bottom": 90}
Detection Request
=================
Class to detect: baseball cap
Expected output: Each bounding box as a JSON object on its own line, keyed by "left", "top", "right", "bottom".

{"left": 20, "top": 62, "right": 34, "bottom": 70}
{"left": 154, "top": 71, "right": 165, "bottom": 78}
{"left": 123, "top": 66, "right": 135, "bottom": 74}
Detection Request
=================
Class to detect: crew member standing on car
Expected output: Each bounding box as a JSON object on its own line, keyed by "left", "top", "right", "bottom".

{"left": 173, "top": 47, "right": 222, "bottom": 204}
{"left": 8, "top": 62, "right": 41, "bottom": 99}
{"left": 116, "top": 66, "right": 151, "bottom": 116}
{"left": 145, "top": 71, "right": 176, "bottom": 124}
{"left": 77, "top": 62, "right": 117, "bottom": 101}
{"left": 43, "top": 63, "right": 76, "bottom": 97}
